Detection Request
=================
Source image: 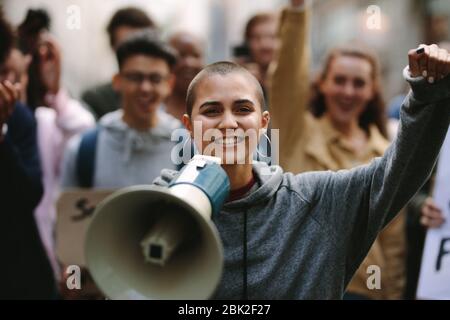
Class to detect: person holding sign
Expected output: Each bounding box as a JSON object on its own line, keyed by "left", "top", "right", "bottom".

{"left": 421, "top": 197, "right": 445, "bottom": 228}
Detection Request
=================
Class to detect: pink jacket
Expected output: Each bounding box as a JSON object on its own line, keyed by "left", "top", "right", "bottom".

{"left": 34, "top": 89, "right": 95, "bottom": 279}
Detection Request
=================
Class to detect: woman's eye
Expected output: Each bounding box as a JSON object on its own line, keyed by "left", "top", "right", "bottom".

{"left": 334, "top": 76, "right": 346, "bottom": 85}
{"left": 203, "top": 108, "right": 220, "bottom": 115}
{"left": 236, "top": 106, "right": 252, "bottom": 113}
{"left": 354, "top": 79, "right": 366, "bottom": 88}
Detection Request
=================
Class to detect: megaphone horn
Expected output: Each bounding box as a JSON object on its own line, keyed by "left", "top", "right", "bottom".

{"left": 85, "top": 155, "right": 230, "bottom": 300}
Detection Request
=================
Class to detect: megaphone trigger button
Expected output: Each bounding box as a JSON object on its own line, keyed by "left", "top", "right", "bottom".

{"left": 196, "top": 160, "right": 206, "bottom": 168}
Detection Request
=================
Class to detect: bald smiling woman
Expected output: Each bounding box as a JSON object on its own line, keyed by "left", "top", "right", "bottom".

{"left": 154, "top": 44, "right": 450, "bottom": 299}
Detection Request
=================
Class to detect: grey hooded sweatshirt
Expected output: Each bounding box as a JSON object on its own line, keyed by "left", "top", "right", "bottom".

{"left": 153, "top": 68, "right": 450, "bottom": 299}
{"left": 61, "top": 109, "right": 180, "bottom": 188}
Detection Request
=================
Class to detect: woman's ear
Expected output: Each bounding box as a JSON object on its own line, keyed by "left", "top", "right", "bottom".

{"left": 182, "top": 114, "right": 193, "bottom": 136}
{"left": 261, "top": 111, "right": 270, "bottom": 130}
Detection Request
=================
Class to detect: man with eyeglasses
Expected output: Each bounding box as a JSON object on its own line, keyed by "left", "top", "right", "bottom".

{"left": 58, "top": 30, "right": 181, "bottom": 299}
{"left": 60, "top": 30, "right": 180, "bottom": 190}
{"left": 81, "top": 7, "right": 157, "bottom": 119}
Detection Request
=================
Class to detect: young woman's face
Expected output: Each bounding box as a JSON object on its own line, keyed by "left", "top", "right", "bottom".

{"left": 319, "top": 55, "right": 375, "bottom": 127}
{"left": 184, "top": 72, "right": 269, "bottom": 165}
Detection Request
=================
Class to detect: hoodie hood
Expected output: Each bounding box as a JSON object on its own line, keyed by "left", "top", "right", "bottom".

{"left": 153, "top": 161, "right": 284, "bottom": 211}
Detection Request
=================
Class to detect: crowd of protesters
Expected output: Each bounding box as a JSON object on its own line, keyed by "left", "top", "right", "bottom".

{"left": 0, "top": 0, "right": 449, "bottom": 299}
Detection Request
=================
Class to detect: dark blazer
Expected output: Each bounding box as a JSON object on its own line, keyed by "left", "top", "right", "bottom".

{"left": 0, "top": 103, "right": 56, "bottom": 299}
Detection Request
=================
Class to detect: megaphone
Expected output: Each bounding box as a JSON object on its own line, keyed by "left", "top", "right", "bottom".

{"left": 85, "top": 155, "right": 230, "bottom": 299}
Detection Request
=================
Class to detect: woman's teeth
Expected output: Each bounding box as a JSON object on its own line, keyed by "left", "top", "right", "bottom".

{"left": 214, "top": 136, "right": 244, "bottom": 145}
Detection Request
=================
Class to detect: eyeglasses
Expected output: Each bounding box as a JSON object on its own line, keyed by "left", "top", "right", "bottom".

{"left": 121, "top": 72, "right": 170, "bottom": 85}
